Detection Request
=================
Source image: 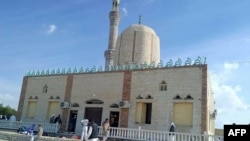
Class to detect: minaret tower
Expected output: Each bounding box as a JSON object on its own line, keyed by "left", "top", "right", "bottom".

{"left": 104, "top": 0, "right": 120, "bottom": 66}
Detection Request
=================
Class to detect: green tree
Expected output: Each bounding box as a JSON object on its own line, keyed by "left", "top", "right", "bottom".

{"left": 0, "top": 103, "right": 17, "bottom": 119}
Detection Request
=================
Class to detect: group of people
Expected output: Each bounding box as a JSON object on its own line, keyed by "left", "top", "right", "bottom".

{"left": 0, "top": 114, "right": 8, "bottom": 120}
{"left": 80, "top": 118, "right": 110, "bottom": 141}
{"left": 47, "top": 114, "right": 175, "bottom": 141}
{"left": 49, "top": 114, "right": 62, "bottom": 125}
{"left": 0, "top": 114, "right": 16, "bottom": 121}
{"left": 49, "top": 114, "right": 62, "bottom": 132}
{"left": 79, "top": 118, "right": 175, "bottom": 141}
{"left": 17, "top": 124, "right": 43, "bottom": 138}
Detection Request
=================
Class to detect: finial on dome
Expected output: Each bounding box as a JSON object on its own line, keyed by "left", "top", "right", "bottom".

{"left": 139, "top": 15, "right": 141, "bottom": 24}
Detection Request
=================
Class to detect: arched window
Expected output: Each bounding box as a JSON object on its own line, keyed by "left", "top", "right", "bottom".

{"left": 173, "top": 95, "right": 182, "bottom": 100}
{"left": 146, "top": 95, "right": 153, "bottom": 99}
{"left": 185, "top": 95, "right": 194, "bottom": 100}
{"left": 110, "top": 103, "right": 119, "bottom": 108}
{"left": 159, "top": 81, "right": 167, "bottom": 91}
{"left": 71, "top": 103, "right": 80, "bottom": 107}
{"left": 43, "top": 85, "right": 48, "bottom": 93}
{"left": 136, "top": 95, "right": 143, "bottom": 99}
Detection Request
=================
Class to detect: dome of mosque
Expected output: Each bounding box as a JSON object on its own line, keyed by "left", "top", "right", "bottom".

{"left": 123, "top": 24, "right": 157, "bottom": 36}
{"left": 114, "top": 24, "right": 160, "bottom": 66}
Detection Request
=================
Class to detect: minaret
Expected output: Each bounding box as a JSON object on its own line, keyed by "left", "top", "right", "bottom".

{"left": 104, "top": 0, "right": 120, "bottom": 66}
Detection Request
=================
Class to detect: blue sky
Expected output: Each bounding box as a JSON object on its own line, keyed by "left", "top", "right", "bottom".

{"left": 0, "top": 0, "right": 249, "bottom": 129}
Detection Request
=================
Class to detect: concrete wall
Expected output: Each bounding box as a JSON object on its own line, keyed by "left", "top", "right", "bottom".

{"left": 71, "top": 72, "right": 124, "bottom": 132}
{"left": 128, "top": 67, "right": 203, "bottom": 133}
{"left": 20, "top": 75, "right": 68, "bottom": 122}
{"left": 18, "top": 65, "right": 215, "bottom": 135}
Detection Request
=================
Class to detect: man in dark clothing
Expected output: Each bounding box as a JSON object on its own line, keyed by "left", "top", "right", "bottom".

{"left": 169, "top": 122, "right": 176, "bottom": 141}
{"left": 49, "top": 114, "right": 55, "bottom": 123}
{"left": 54, "top": 114, "right": 62, "bottom": 124}
{"left": 169, "top": 122, "right": 175, "bottom": 132}
{"left": 86, "top": 119, "right": 99, "bottom": 141}
{"left": 54, "top": 114, "right": 62, "bottom": 132}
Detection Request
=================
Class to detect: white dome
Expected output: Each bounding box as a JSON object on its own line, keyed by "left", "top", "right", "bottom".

{"left": 123, "top": 24, "right": 157, "bottom": 36}
{"left": 114, "top": 24, "right": 160, "bottom": 65}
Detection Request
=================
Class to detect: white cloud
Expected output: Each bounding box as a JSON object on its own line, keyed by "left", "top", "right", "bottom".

{"left": 0, "top": 79, "right": 21, "bottom": 110}
{"left": 212, "top": 62, "right": 239, "bottom": 83}
{"left": 211, "top": 62, "right": 250, "bottom": 128}
{"left": 0, "top": 93, "right": 16, "bottom": 102}
{"left": 0, "top": 93, "right": 18, "bottom": 109}
{"left": 47, "top": 24, "right": 57, "bottom": 34}
{"left": 223, "top": 62, "right": 239, "bottom": 72}
{"left": 122, "top": 7, "right": 128, "bottom": 16}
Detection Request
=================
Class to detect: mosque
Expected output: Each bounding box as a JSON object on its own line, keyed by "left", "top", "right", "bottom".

{"left": 16, "top": 0, "right": 216, "bottom": 135}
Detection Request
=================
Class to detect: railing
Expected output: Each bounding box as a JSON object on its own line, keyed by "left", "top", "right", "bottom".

{"left": 98, "top": 127, "right": 223, "bottom": 141}
{"left": 0, "top": 120, "right": 223, "bottom": 141}
{"left": 0, "top": 120, "right": 59, "bottom": 134}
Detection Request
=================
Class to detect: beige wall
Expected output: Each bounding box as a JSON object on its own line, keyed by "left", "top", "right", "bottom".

{"left": 71, "top": 72, "right": 124, "bottom": 132}
{"left": 21, "top": 75, "right": 68, "bottom": 122}
{"left": 19, "top": 65, "right": 215, "bottom": 135}
{"left": 206, "top": 72, "right": 216, "bottom": 135}
{"left": 128, "top": 67, "right": 203, "bottom": 133}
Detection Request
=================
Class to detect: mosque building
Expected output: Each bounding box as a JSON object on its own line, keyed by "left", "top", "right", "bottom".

{"left": 16, "top": 0, "right": 216, "bottom": 135}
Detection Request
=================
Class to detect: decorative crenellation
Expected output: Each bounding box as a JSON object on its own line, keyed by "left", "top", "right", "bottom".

{"left": 136, "top": 94, "right": 153, "bottom": 99}
{"left": 25, "top": 56, "right": 206, "bottom": 77}
{"left": 173, "top": 95, "right": 194, "bottom": 100}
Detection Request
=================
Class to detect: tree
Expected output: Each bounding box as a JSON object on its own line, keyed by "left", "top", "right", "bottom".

{"left": 0, "top": 103, "right": 17, "bottom": 120}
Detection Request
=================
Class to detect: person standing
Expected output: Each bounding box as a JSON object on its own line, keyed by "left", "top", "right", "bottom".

{"left": 2, "top": 114, "right": 7, "bottom": 120}
{"left": 69, "top": 115, "right": 77, "bottom": 132}
{"left": 169, "top": 122, "right": 176, "bottom": 141}
{"left": 54, "top": 114, "right": 62, "bottom": 124}
{"left": 9, "top": 115, "right": 16, "bottom": 122}
{"left": 54, "top": 114, "right": 62, "bottom": 132}
{"left": 49, "top": 114, "right": 55, "bottom": 123}
{"left": 37, "top": 124, "right": 43, "bottom": 138}
{"left": 86, "top": 119, "right": 99, "bottom": 141}
{"left": 81, "top": 118, "right": 89, "bottom": 141}
{"left": 9, "top": 115, "right": 16, "bottom": 128}
{"left": 102, "top": 118, "right": 110, "bottom": 141}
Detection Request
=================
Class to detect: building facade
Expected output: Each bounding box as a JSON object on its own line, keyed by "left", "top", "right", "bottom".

{"left": 16, "top": 0, "right": 216, "bottom": 135}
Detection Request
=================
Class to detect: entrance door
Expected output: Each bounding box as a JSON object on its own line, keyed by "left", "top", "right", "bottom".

{"left": 109, "top": 111, "right": 119, "bottom": 127}
{"left": 68, "top": 110, "right": 78, "bottom": 132}
{"left": 85, "top": 108, "right": 103, "bottom": 126}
